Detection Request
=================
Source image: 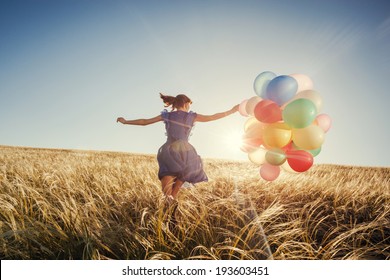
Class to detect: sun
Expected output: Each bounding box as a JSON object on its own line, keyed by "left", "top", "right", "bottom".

{"left": 223, "top": 129, "right": 244, "bottom": 153}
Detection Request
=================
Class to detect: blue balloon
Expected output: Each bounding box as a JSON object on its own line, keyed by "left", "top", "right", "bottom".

{"left": 253, "top": 71, "right": 277, "bottom": 98}
{"left": 265, "top": 75, "right": 298, "bottom": 106}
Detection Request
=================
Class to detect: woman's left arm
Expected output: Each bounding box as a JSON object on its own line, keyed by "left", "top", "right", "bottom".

{"left": 116, "top": 115, "right": 162, "bottom": 126}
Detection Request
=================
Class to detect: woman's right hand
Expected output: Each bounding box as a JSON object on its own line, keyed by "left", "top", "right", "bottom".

{"left": 232, "top": 104, "right": 239, "bottom": 112}
{"left": 117, "top": 117, "right": 126, "bottom": 124}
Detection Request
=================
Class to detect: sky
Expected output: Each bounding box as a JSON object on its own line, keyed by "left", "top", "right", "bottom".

{"left": 0, "top": 0, "right": 389, "bottom": 167}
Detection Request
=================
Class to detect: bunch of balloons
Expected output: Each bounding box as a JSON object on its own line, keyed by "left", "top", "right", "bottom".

{"left": 239, "top": 71, "right": 331, "bottom": 181}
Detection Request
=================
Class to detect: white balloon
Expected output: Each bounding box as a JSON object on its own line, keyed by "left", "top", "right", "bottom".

{"left": 248, "top": 146, "right": 267, "bottom": 166}
{"left": 289, "top": 73, "right": 314, "bottom": 93}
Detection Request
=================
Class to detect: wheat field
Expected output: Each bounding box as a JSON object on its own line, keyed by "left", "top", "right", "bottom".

{"left": 0, "top": 145, "right": 389, "bottom": 260}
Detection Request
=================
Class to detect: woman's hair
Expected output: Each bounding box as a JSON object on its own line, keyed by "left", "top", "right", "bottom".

{"left": 160, "top": 93, "right": 192, "bottom": 111}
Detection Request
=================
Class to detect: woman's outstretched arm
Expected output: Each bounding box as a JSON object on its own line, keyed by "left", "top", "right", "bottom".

{"left": 116, "top": 115, "right": 162, "bottom": 126}
{"left": 195, "top": 104, "right": 239, "bottom": 122}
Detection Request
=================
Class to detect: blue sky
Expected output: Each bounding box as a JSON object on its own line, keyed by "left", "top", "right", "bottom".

{"left": 1, "top": 0, "right": 389, "bottom": 167}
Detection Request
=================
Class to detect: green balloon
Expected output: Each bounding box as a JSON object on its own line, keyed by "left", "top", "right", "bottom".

{"left": 309, "top": 146, "right": 322, "bottom": 157}
{"left": 265, "top": 148, "right": 286, "bottom": 166}
{"left": 282, "top": 98, "right": 317, "bottom": 128}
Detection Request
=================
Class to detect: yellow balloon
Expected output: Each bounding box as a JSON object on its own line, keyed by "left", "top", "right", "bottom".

{"left": 293, "top": 125, "right": 325, "bottom": 150}
{"left": 263, "top": 122, "right": 292, "bottom": 148}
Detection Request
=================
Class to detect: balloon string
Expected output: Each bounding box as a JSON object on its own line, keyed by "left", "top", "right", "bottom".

{"left": 232, "top": 176, "right": 274, "bottom": 260}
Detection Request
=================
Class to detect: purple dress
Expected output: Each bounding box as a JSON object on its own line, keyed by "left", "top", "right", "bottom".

{"left": 157, "top": 109, "right": 208, "bottom": 183}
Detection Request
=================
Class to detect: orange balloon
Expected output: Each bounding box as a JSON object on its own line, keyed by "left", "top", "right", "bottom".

{"left": 244, "top": 119, "right": 267, "bottom": 139}
{"left": 244, "top": 117, "right": 264, "bottom": 132}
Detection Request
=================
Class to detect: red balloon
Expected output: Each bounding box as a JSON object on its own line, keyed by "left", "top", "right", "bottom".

{"left": 281, "top": 141, "right": 294, "bottom": 152}
{"left": 286, "top": 150, "right": 313, "bottom": 172}
{"left": 254, "top": 100, "right": 282, "bottom": 123}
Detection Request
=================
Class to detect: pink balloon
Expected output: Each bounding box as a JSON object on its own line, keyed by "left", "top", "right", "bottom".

{"left": 239, "top": 99, "right": 249, "bottom": 117}
{"left": 315, "top": 114, "right": 332, "bottom": 132}
{"left": 260, "top": 163, "right": 281, "bottom": 181}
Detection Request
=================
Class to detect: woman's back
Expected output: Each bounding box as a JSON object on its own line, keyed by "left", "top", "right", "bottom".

{"left": 162, "top": 110, "right": 197, "bottom": 142}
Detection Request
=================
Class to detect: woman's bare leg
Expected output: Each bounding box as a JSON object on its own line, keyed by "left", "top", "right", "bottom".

{"left": 161, "top": 176, "right": 179, "bottom": 230}
{"left": 172, "top": 179, "right": 184, "bottom": 199}
{"left": 161, "top": 176, "right": 176, "bottom": 198}
{"left": 170, "top": 179, "right": 183, "bottom": 229}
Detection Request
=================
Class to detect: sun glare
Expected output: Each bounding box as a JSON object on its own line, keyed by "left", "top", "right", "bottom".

{"left": 224, "top": 129, "right": 244, "bottom": 153}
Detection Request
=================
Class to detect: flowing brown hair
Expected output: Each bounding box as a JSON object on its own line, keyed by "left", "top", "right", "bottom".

{"left": 159, "top": 93, "right": 192, "bottom": 111}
